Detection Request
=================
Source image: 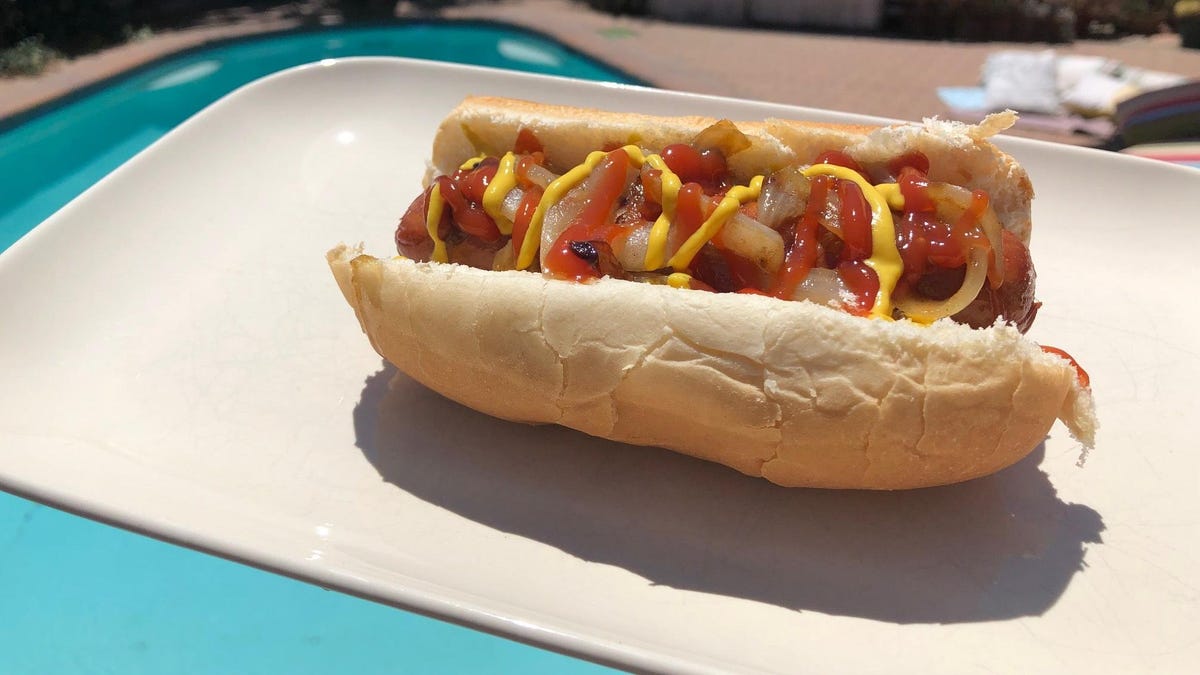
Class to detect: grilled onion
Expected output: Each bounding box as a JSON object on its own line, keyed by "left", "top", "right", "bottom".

{"left": 612, "top": 222, "right": 655, "bottom": 272}
{"left": 639, "top": 169, "right": 784, "bottom": 274}
{"left": 538, "top": 160, "right": 638, "bottom": 268}
{"left": 926, "top": 183, "right": 1005, "bottom": 287}
{"left": 500, "top": 186, "right": 524, "bottom": 223}
{"left": 521, "top": 163, "right": 558, "bottom": 190}
{"left": 894, "top": 246, "right": 989, "bottom": 323}
{"left": 691, "top": 119, "right": 752, "bottom": 157}
{"left": 757, "top": 166, "right": 810, "bottom": 230}
{"left": 789, "top": 268, "right": 848, "bottom": 308}
{"left": 818, "top": 183, "right": 843, "bottom": 239}
{"left": 714, "top": 212, "right": 785, "bottom": 274}
{"left": 492, "top": 240, "right": 516, "bottom": 271}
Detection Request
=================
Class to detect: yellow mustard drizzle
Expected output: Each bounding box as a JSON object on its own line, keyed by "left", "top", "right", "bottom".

{"left": 621, "top": 146, "right": 648, "bottom": 165}
{"left": 458, "top": 154, "right": 487, "bottom": 171}
{"left": 643, "top": 155, "right": 682, "bottom": 271}
{"left": 872, "top": 182, "right": 905, "bottom": 212}
{"left": 424, "top": 183, "right": 450, "bottom": 263}
{"left": 801, "top": 163, "right": 902, "bottom": 320}
{"left": 667, "top": 175, "right": 764, "bottom": 272}
{"left": 667, "top": 272, "right": 693, "bottom": 289}
{"left": 483, "top": 151, "right": 518, "bottom": 235}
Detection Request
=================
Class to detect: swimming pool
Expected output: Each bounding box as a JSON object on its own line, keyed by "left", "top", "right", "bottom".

{"left": 0, "top": 22, "right": 640, "bottom": 251}
{"left": 0, "top": 22, "right": 635, "bottom": 674}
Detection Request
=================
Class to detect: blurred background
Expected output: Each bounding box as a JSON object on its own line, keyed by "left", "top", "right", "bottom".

{"left": 3, "top": 0, "right": 1199, "bottom": 151}
{"left": 2, "top": 0, "right": 1192, "bottom": 61}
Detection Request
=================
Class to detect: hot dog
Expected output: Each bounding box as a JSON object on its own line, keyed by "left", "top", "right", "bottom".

{"left": 328, "top": 96, "right": 1096, "bottom": 489}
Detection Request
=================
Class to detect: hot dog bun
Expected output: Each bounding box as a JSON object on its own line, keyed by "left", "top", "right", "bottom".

{"left": 329, "top": 98, "right": 1095, "bottom": 490}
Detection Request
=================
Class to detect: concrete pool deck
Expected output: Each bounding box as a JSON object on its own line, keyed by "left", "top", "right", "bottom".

{"left": 4, "top": 0, "right": 1200, "bottom": 145}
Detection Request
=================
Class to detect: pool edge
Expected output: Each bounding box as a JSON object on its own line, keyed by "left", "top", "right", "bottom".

{"left": 0, "top": 18, "right": 654, "bottom": 134}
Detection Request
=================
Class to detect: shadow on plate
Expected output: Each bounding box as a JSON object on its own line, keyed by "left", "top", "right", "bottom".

{"left": 354, "top": 363, "right": 1103, "bottom": 625}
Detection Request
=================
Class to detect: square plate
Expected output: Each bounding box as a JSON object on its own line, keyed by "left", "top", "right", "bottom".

{"left": 2, "top": 57, "right": 1197, "bottom": 673}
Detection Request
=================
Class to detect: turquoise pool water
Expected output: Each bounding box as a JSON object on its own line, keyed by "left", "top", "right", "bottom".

{"left": 0, "top": 23, "right": 634, "bottom": 674}
{"left": 1, "top": 22, "right": 638, "bottom": 251}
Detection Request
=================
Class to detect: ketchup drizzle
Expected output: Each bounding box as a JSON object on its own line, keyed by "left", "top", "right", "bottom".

{"left": 770, "top": 175, "right": 831, "bottom": 299}
{"left": 543, "top": 149, "right": 632, "bottom": 281}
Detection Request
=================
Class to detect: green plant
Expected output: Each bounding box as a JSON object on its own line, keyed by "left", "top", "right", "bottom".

{"left": 0, "top": 34, "right": 62, "bottom": 76}
{"left": 123, "top": 24, "right": 154, "bottom": 42}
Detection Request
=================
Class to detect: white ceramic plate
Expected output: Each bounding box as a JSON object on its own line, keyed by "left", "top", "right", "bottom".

{"left": 2, "top": 58, "right": 1197, "bottom": 674}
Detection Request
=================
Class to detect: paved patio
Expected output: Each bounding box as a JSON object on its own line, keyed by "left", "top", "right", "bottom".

{"left": 4, "top": 0, "right": 1200, "bottom": 146}
{"left": 445, "top": 0, "right": 1200, "bottom": 145}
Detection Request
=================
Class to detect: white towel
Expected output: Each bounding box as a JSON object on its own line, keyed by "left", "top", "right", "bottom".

{"left": 1056, "top": 54, "right": 1118, "bottom": 93}
{"left": 983, "top": 50, "right": 1062, "bottom": 114}
{"left": 1061, "top": 71, "right": 1132, "bottom": 117}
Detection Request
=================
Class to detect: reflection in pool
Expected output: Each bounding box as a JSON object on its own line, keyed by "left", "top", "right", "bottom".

{"left": 144, "top": 59, "right": 222, "bottom": 90}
